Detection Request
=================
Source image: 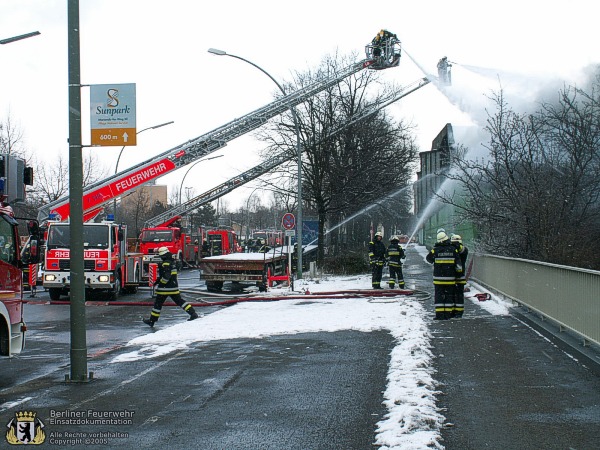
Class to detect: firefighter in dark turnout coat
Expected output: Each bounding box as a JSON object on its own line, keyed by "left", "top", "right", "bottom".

{"left": 143, "top": 246, "right": 198, "bottom": 327}
{"left": 426, "top": 231, "right": 463, "bottom": 320}
{"left": 387, "top": 235, "right": 406, "bottom": 288}
{"left": 451, "top": 234, "right": 468, "bottom": 318}
{"left": 368, "top": 231, "right": 387, "bottom": 289}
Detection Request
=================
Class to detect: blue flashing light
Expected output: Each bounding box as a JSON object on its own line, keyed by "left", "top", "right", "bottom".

{"left": 106, "top": 214, "right": 115, "bottom": 221}
{"left": 48, "top": 213, "right": 57, "bottom": 220}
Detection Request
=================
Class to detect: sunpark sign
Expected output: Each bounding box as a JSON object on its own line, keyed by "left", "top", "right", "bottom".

{"left": 90, "top": 83, "right": 136, "bottom": 147}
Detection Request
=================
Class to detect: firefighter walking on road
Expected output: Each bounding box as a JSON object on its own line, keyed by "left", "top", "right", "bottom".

{"left": 426, "top": 231, "right": 462, "bottom": 320}
{"left": 368, "top": 231, "right": 387, "bottom": 289}
{"left": 143, "top": 246, "right": 199, "bottom": 327}
{"left": 451, "top": 234, "right": 469, "bottom": 318}
{"left": 387, "top": 235, "right": 406, "bottom": 289}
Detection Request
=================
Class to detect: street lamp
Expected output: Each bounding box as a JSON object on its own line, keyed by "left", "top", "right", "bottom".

{"left": 178, "top": 154, "right": 224, "bottom": 203}
{"left": 113, "top": 120, "right": 174, "bottom": 219}
{"left": 1, "top": 30, "right": 40, "bottom": 202}
{"left": 208, "top": 47, "right": 304, "bottom": 278}
{"left": 0, "top": 31, "right": 40, "bottom": 45}
{"left": 245, "top": 186, "right": 262, "bottom": 243}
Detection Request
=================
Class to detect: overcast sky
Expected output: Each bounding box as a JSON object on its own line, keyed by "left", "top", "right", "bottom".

{"left": 1, "top": 0, "right": 598, "bottom": 210}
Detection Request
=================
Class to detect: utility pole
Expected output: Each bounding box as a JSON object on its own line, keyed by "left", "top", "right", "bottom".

{"left": 67, "top": 0, "right": 89, "bottom": 383}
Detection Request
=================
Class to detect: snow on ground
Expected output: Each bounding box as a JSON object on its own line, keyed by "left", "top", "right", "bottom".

{"left": 112, "top": 246, "right": 512, "bottom": 449}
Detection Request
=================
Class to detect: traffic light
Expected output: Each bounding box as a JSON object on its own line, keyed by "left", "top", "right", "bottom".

{"left": 24, "top": 166, "right": 33, "bottom": 186}
{"left": 0, "top": 154, "right": 32, "bottom": 202}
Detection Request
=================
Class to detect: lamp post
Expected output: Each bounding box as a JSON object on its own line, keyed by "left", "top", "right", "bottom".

{"left": 113, "top": 120, "right": 174, "bottom": 219}
{"left": 245, "top": 186, "right": 262, "bottom": 243}
{"left": 178, "top": 154, "right": 224, "bottom": 204}
{"left": 208, "top": 48, "right": 303, "bottom": 278}
{"left": 1, "top": 30, "right": 40, "bottom": 202}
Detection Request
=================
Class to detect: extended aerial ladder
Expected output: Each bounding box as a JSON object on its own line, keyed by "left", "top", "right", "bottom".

{"left": 38, "top": 34, "right": 401, "bottom": 224}
{"left": 144, "top": 76, "right": 431, "bottom": 229}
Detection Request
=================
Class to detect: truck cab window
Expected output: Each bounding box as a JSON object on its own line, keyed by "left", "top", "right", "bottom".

{"left": 0, "top": 216, "right": 16, "bottom": 265}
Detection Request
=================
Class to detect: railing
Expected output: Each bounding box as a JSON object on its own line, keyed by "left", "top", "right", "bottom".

{"left": 470, "top": 254, "right": 600, "bottom": 347}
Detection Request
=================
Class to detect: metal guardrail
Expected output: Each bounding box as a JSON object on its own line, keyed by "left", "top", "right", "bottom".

{"left": 470, "top": 254, "right": 600, "bottom": 347}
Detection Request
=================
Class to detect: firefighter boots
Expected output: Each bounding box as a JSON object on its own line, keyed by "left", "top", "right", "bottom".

{"left": 143, "top": 318, "right": 155, "bottom": 327}
{"left": 188, "top": 312, "right": 199, "bottom": 321}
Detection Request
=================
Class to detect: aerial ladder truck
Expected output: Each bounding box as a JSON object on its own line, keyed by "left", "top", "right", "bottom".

{"left": 38, "top": 32, "right": 402, "bottom": 300}
{"left": 140, "top": 76, "right": 430, "bottom": 291}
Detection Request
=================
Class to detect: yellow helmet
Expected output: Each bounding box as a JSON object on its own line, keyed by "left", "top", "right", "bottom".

{"left": 436, "top": 232, "right": 449, "bottom": 243}
{"left": 451, "top": 234, "right": 462, "bottom": 243}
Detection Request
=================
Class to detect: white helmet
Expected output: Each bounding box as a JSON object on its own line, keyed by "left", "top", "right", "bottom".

{"left": 390, "top": 235, "right": 399, "bottom": 242}
{"left": 437, "top": 232, "right": 449, "bottom": 243}
{"left": 451, "top": 234, "right": 462, "bottom": 243}
{"left": 436, "top": 228, "right": 446, "bottom": 234}
{"left": 375, "top": 231, "right": 383, "bottom": 238}
{"left": 158, "top": 246, "right": 170, "bottom": 256}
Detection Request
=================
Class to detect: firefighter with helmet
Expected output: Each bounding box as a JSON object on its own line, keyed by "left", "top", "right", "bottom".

{"left": 258, "top": 239, "right": 271, "bottom": 253}
{"left": 368, "top": 231, "right": 387, "bottom": 289}
{"left": 143, "top": 246, "right": 198, "bottom": 327}
{"left": 387, "top": 235, "right": 406, "bottom": 289}
{"left": 426, "top": 231, "right": 462, "bottom": 320}
{"left": 451, "top": 234, "right": 468, "bottom": 318}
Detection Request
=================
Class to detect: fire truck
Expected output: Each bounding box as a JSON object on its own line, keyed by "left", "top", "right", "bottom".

{"left": 251, "top": 230, "right": 284, "bottom": 247}
{"left": 43, "top": 216, "right": 143, "bottom": 301}
{"left": 0, "top": 205, "right": 41, "bottom": 356}
{"left": 138, "top": 215, "right": 202, "bottom": 272}
{"left": 207, "top": 228, "right": 239, "bottom": 256}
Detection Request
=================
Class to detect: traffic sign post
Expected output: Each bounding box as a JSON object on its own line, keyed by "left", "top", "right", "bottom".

{"left": 282, "top": 212, "right": 295, "bottom": 230}
{"left": 90, "top": 83, "right": 137, "bottom": 146}
{"left": 281, "top": 213, "right": 296, "bottom": 283}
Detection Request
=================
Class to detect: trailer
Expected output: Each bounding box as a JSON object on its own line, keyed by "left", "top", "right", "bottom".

{"left": 200, "top": 250, "right": 289, "bottom": 292}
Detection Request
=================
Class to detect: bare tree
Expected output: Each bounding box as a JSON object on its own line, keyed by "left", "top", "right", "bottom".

{"left": 441, "top": 71, "right": 600, "bottom": 269}
{"left": 0, "top": 112, "right": 27, "bottom": 159}
{"left": 29, "top": 152, "right": 108, "bottom": 206}
{"left": 257, "top": 51, "right": 418, "bottom": 263}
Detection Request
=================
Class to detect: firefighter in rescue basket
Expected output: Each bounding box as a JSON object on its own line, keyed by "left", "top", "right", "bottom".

{"left": 143, "top": 246, "right": 199, "bottom": 327}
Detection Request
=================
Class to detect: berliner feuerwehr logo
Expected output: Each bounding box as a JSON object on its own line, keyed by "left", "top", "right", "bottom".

{"left": 5, "top": 410, "right": 46, "bottom": 445}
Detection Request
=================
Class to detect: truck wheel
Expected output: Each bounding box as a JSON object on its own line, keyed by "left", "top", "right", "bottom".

{"left": 49, "top": 288, "right": 61, "bottom": 301}
{"left": 206, "top": 281, "right": 223, "bottom": 292}
{"left": 0, "top": 326, "right": 9, "bottom": 356}
{"left": 108, "top": 274, "right": 120, "bottom": 301}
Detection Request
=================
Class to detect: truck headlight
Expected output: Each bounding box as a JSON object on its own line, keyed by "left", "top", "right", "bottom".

{"left": 98, "top": 275, "right": 109, "bottom": 282}
{"left": 44, "top": 274, "right": 56, "bottom": 281}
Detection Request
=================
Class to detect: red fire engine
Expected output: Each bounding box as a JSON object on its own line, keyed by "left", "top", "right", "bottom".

{"left": 0, "top": 205, "right": 40, "bottom": 356}
{"left": 43, "top": 216, "right": 142, "bottom": 301}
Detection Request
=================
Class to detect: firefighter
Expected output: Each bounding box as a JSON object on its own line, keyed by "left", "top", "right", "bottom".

{"left": 426, "top": 231, "right": 462, "bottom": 320}
{"left": 258, "top": 239, "right": 271, "bottom": 253}
{"left": 387, "top": 235, "right": 406, "bottom": 289}
{"left": 201, "top": 240, "right": 210, "bottom": 257}
{"left": 368, "top": 231, "right": 387, "bottom": 289}
{"left": 143, "top": 246, "right": 198, "bottom": 327}
{"left": 451, "top": 234, "right": 469, "bottom": 318}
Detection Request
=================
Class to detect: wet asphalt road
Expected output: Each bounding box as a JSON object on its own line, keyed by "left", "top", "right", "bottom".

{"left": 1, "top": 251, "right": 599, "bottom": 449}
{"left": 1, "top": 272, "right": 394, "bottom": 449}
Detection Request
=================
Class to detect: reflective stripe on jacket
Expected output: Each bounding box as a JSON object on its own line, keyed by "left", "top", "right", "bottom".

{"left": 156, "top": 259, "right": 180, "bottom": 295}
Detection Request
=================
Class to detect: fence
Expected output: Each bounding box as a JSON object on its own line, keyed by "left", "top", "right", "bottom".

{"left": 470, "top": 254, "right": 600, "bottom": 348}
